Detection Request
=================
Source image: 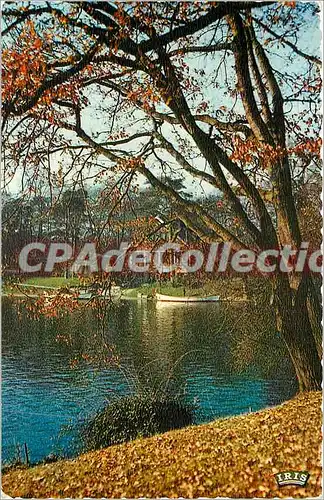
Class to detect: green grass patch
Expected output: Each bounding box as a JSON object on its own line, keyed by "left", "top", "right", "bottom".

{"left": 2, "top": 277, "right": 81, "bottom": 295}
{"left": 23, "top": 277, "right": 80, "bottom": 288}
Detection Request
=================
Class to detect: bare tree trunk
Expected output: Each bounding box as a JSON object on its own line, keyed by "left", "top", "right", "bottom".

{"left": 306, "top": 275, "right": 322, "bottom": 357}
{"left": 274, "top": 274, "right": 322, "bottom": 391}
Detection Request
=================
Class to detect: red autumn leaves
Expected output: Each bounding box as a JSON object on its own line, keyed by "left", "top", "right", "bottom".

{"left": 230, "top": 136, "right": 322, "bottom": 168}
{"left": 2, "top": 21, "right": 46, "bottom": 103}
{"left": 2, "top": 19, "right": 87, "bottom": 118}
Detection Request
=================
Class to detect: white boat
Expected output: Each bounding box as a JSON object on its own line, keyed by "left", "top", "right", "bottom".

{"left": 78, "top": 291, "right": 92, "bottom": 300}
{"left": 78, "top": 286, "right": 121, "bottom": 300}
{"left": 155, "top": 293, "right": 220, "bottom": 303}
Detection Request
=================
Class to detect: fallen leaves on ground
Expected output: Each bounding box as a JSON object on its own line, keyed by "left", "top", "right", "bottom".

{"left": 3, "top": 391, "right": 322, "bottom": 498}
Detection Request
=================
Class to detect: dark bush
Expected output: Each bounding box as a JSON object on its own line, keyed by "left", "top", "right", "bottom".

{"left": 79, "top": 392, "right": 196, "bottom": 451}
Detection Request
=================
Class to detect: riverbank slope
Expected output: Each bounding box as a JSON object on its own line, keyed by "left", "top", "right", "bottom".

{"left": 3, "top": 391, "right": 321, "bottom": 498}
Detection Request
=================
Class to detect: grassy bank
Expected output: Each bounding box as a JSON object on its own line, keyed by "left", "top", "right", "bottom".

{"left": 3, "top": 392, "right": 321, "bottom": 498}
{"left": 4, "top": 277, "right": 215, "bottom": 299}
{"left": 2, "top": 277, "right": 80, "bottom": 295}
{"left": 10, "top": 276, "right": 80, "bottom": 288}
{"left": 23, "top": 276, "right": 80, "bottom": 288}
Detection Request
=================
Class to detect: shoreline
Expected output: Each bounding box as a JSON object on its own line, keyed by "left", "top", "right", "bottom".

{"left": 2, "top": 284, "right": 251, "bottom": 303}
{"left": 2, "top": 391, "right": 321, "bottom": 498}
{"left": 2, "top": 276, "right": 248, "bottom": 302}
{"left": 2, "top": 292, "right": 252, "bottom": 303}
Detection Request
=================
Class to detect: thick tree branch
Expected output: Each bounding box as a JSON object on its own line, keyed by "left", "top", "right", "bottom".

{"left": 152, "top": 51, "right": 273, "bottom": 248}
{"left": 245, "top": 26, "right": 273, "bottom": 127}
{"left": 248, "top": 23, "right": 301, "bottom": 246}
{"left": 169, "top": 42, "right": 233, "bottom": 57}
{"left": 2, "top": 6, "right": 57, "bottom": 35}
{"left": 228, "top": 14, "right": 274, "bottom": 145}
{"left": 152, "top": 111, "right": 253, "bottom": 138}
{"left": 77, "top": 71, "right": 273, "bottom": 247}
{"left": 139, "top": 2, "right": 275, "bottom": 53}
{"left": 248, "top": 22, "right": 285, "bottom": 146}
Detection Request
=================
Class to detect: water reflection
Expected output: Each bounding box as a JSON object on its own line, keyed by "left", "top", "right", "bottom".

{"left": 2, "top": 298, "right": 297, "bottom": 463}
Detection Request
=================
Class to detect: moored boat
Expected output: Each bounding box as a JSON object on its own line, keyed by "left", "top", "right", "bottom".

{"left": 155, "top": 293, "right": 220, "bottom": 303}
{"left": 78, "top": 286, "right": 121, "bottom": 300}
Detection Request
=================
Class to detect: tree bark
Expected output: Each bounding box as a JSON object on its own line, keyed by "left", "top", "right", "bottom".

{"left": 274, "top": 273, "right": 322, "bottom": 391}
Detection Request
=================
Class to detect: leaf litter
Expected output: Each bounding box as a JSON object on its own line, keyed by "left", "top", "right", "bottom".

{"left": 2, "top": 391, "right": 321, "bottom": 498}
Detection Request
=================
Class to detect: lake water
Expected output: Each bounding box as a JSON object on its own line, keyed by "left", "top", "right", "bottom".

{"left": 2, "top": 297, "right": 298, "bottom": 464}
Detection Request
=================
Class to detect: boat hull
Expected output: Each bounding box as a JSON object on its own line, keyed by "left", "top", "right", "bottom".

{"left": 155, "top": 293, "right": 220, "bottom": 303}
{"left": 78, "top": 286, "right": 121, "bottom": 300}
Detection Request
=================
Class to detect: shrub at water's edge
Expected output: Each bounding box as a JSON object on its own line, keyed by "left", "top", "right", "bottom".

{"left": 78, "top": 392, "right": 196, "bottom": 452}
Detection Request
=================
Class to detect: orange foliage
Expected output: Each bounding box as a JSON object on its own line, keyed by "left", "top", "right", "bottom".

{"left": 29, "top": 290, "right": 81, "bottom": 319}
{"left": 2, "top": 20, "right": 89, "bottom": 117}
{"left": 2, "top": 21, "right": 47, "bottom": 102}
{"left": 230, "top": 136, "right": 321, "bottom": 168}
{"left": 118, "top": 156, "right": 145, "bottom": 170}
{"left": 290, "top": 137, "right": 322, "bottom": 156}
{"left": 127, "top": 85, "right": 160, "bottom": 111}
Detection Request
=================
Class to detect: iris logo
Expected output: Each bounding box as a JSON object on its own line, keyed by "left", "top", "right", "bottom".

{"left": 275, "top": 471, "right": 309, "bottom": 487}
